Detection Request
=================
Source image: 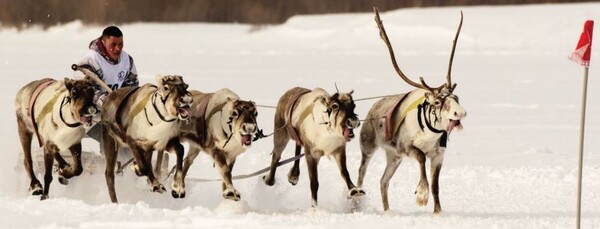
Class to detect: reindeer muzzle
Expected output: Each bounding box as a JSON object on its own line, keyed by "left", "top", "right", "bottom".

{"left": 178, "top": 105, "right": 191, "bottom": 120}
{"left": 79, "top": 106, "right": 97, "bottom": 126}
{"left": 446, "top": 119, "right": 463, "bottom": 134}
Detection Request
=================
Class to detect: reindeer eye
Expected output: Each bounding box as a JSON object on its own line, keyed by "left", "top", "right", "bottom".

{"left": 332, "top": 103, "right": 339, "bottom": 110}
{"left": 232, "top": 111, "right": 238, "bottom": 117}
{"left": 434, "top": 99, "right": 442, "bottom": 106}
{"left": 163, "top": 86, "right": 169, "bottom": 91}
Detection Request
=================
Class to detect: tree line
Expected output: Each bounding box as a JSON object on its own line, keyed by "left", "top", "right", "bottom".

{"left": 0, "top": 0, "right": 594, "bottom": 29}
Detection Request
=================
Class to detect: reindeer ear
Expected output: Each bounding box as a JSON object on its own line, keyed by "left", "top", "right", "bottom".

{"left": 424, "top": 92, "right": 432, "bottom": 100}
{"left": 155, "top": 75, "right": 165, "bottom": 88}
{"left": 64, "top": 78, "right": 74, "bottom": 91}
{"left": 348, "top": 89, "right": 354, "bottom": 95}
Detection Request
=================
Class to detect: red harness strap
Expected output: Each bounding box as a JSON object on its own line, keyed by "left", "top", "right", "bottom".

{"left": 194, "top": 93, "right": 214, "bottom": 145}
{"left": 284, "top": 88, "right": 311, "bottom": 146}
{"left": 114, "top": 86, "right": 143, "bottom": 141}
{"left": 385, "top": 93, "right": 410, "bottom": 142}
{"left": 29, "top": 78, "right": 57, "bottom": 147}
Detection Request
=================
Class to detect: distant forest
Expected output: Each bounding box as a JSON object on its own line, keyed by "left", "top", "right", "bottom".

{"left": 0, "top": 0, "right": 596, "bottom": 29}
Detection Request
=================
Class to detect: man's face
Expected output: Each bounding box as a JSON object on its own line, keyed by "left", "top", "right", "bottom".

{"left": 102, "top": 36, "right": 123, "bottom": 61}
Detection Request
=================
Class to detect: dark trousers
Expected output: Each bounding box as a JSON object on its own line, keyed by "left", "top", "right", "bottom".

{"left": 86, "top": 124, "right": 104, "bottom": 154}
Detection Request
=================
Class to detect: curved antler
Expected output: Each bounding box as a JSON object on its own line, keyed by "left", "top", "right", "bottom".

{"left": 71, "top": 64, "right": 113, "bottom": 92}
{"left": 374, "top": 7, "right": 428, "bottom": 90}
{"left": 446, "top": 11, "right": 463, "bottom": 92}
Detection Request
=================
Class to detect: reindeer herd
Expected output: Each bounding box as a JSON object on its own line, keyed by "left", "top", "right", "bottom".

{"left": 15, "top": 8, "right": 467, "bottom": 214}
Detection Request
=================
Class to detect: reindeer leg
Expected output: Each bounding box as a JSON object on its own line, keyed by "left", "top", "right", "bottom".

{"left": 334, "top": 147, "right": 364, "bottom": 198}
{"left": 305, "top": 148, "right": 321, "bottom": 208}
{"left": 222, "top": 158, "right": 237, "bottom": 195}
{"left": 287, "top": 144, "right": 301, "bottom": 185}
{"left": 57, "top": 143, "right": 84, "bottom": 185}
{"left": 167, "top": 138, "right": 186, "bottom": 199}
{"left": 357, "top": 120, "right": 377, "bottom": 188}
{"left": 182, "top": 145, "right": 201, "bottom": 178}
{"left": 103, "top": 129, "right": 119, "bottom": 203}
{"left": 18, "top": 120, "right": 42, "bottom": 195}
{"left": 263, "top": 124, "right": 289, "bottom": 186}
{"left": 41, "top": 143, "right": 59, "bottom": 200}
{"left": 430, "top": 151, "right": 445, "bottom": 214}
{"left": 128, "top": 139, "right": 165, "bottom": 193}
{"left": 411, "top": 147, "right": 429, "bottom": 207}
{"left": 380, "top": 150, "right": 402, "bottom": 211}
{"left": 154, "top": 150, "right": 165, "bottom": 180}
{"left": 211, "top": 148, "right": 239, "bottom": 201}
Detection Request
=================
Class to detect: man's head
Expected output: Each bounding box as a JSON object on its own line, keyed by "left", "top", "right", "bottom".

{"left": 101, "top": 26, "right": 124, "bottom": 61}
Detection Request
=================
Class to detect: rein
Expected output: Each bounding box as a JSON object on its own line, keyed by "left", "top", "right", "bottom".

{"left": 417, "top": 101, "right": 445, "bottom": 134}
{"left": 58, "top": 96, "right": 82, "bottom": 128}
{"left": 151, "top": 91, "right": 177, "bottom": 123}
{"left": 168, "top": 152, "right": 306, "bottom": 183}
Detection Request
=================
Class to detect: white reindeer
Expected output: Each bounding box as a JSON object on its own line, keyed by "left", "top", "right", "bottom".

{"left": 357, "top": 8, "right": 467, "bottom": 214}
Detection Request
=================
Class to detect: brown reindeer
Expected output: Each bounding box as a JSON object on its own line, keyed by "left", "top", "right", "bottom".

{"left": 356, "top": 8, "right": 467, "bottom": 214}
{"left": 15, "top": 77, "right": 98, "bottom": 200}
{"left": 263, "top": 87, "right": 364, "bottom": 207}
{"left": 157, "top": 88, "right": 259, "bottom": 201}
{"left": 101, "top": 75, "right": 192, "bottom": 203}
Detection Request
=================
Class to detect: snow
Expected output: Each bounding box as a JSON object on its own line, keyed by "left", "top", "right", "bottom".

{"left": 1, "top": 3, "right": 600, "bottom": 228}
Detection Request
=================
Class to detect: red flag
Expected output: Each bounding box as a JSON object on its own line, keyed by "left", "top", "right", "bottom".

{"left": 570, "top": 20, "right": 594, "bottom": 67}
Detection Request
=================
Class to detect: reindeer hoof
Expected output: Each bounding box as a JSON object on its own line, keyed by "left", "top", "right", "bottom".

{"left": 416, "top": 191, "right": 429, "bottom": 206}
{"left": 416, "top": 195, "right": 429, "bottom": 206}
{"left": 171, "top": 190, "right": 186, "bottom": 199}
{"left": 287, "top": 175, "right": 299, "bottom": 186}
{"left": 58, "top": 176, "right": 68, "bottom": 185}
{"left": 29, "top": 183, "right": 43, "bottom": 196}
{"left": 131, "top": 162, "right": 143, "bottom": 177}
{"left": 348, "top": 188, "right": 365, "bottom": 198}
{"left": 40, "top": 194, "right": 49, "bottom": 200}
{"left": 262, "top": 175, "right": 275, "bottom": 186}
{"left": 223, "top": 190, "right": 241, "bottom": 201}
{"left": 151, "top": 184, "right": 166, "bottom": 193}
{"left": 287, "top": 170, "right": 300, "bottom": 186}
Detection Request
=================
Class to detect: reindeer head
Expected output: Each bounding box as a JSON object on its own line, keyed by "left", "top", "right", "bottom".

{"left": 155, "top": 75, "right": 193, "bottom": 121}
{"left": 222, "top": 98, "right": 258, "bottom": 148}
{"left": 318, "top": 90, "right": 359, "bottom": 142}
{"left": 374, "top": 7, "right": 467, "bottom": 134}
{"left": 64, "top": 77, "right": 98, "bottom": 126}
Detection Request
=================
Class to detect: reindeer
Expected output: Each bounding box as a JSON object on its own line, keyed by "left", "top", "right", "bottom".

{"left": 101, "top": 75, "right": 192, "bottom": 203}
{"left": 15, "top": 77, "right": 98, "bottom": 200}
{"left": 356, "top": 8, "right": 467, "bottom": 214}
{"left": 159, "top": 88, "right": 259, "bottom": 201}
{"left": 263, "top": 87, "right": 364, "bottom": 207}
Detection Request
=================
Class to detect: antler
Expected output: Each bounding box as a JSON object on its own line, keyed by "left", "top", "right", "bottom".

{"left": 374, "top": 7, "right": 444, "bottom": 91}
{"left": 446, "top": 11, "right": 463, "bottom": 92}
{"left": 71, "top": 64, "right": 113, "bottom": 93}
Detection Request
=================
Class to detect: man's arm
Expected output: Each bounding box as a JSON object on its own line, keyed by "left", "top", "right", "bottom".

{"left": 122, "top": 55, "right": 139, "bottom": 87}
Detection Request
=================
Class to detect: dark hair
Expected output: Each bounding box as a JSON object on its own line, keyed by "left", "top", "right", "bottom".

{"left": 102, "top": 26, "right": 123, "bottom": 38}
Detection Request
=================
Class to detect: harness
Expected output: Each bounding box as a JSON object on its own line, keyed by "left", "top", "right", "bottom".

{"left": 384, "top": 92, "right": 448, "bottom": 147}
{"left": 114, "top": 87, "right": 142, "bottom": 141}
{"left": 284, "top": 88, "right": 312, "bottom": 146}
{"left": 29, "top": 79, "right": 57, "bottom": 147}
{"left": 194, "top": 93, "right": 216, "bottom": 145}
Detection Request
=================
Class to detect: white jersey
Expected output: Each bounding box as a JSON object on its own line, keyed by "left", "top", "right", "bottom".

{"left": 76, "top": 49, "right": 138, "bottom": 92}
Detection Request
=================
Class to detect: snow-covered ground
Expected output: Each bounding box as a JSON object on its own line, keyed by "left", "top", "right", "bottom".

{"left": 1, "top": 3, "right": 600, "bottom": 228}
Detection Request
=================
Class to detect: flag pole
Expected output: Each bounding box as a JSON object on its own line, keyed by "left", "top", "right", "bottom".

{"left": 576, "top": 66, "right": 588, "bottom": 229}
{"left": 570, "top": 20, "right": 593, "bottom": 229}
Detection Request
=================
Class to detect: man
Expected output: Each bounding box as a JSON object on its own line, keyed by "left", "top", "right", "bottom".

{"left": 76, "top": 26, "right": 139, "bottom": 153}
{"left": 77, "top": 25, "right": 138, "bottom": 104}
